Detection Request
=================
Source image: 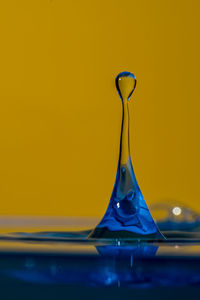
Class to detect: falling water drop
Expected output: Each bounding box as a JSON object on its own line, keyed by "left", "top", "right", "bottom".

{"left": 89, "top": 72, "right": 164, "bottom": 239}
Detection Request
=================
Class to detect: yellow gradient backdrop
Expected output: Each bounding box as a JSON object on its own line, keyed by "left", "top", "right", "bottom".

{"left": 0, "top": 0, "right": 199, "bottom": 216}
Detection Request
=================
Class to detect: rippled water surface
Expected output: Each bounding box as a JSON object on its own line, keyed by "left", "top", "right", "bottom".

{"left": 0, "top": 217, "right": 200, "bottom": 290}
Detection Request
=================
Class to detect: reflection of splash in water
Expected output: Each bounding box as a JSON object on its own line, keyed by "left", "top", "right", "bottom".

{"left": 4, "top": 243, "right": 159, "bottom": 287}
{"left": 3, "top": 242, "right": 159, "bottom": 287}
{"left": 93, "top": 244, "right": 158, "bottom": 287}
{"left": 96, "top": 244, "right": 158, "bottom": 258}
{"left": 3, "top": 242, "right": 200, "bottom": 288}
{"left": 0, "top": 228, "right": 199, "bottom": 288}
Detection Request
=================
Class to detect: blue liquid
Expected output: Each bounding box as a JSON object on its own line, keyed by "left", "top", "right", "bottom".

{"left": 1, "top": 229, "right": 200, "bottom": 289}
{"left": 89, "top": 72, "right": 163, "bottom": 239}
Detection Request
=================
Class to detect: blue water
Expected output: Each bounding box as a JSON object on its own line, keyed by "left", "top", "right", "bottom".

{"left": 1, "top": 229, "right": 200, "bottom": 289}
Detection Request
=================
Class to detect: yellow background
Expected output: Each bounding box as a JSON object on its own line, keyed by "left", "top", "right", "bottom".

{"left": 0, "top": 0, "right": 199, "bottom": 216}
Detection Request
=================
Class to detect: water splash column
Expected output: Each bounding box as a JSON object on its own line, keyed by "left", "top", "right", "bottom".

{"left": 89, "top": 72, "right": 164, "bottom": 239}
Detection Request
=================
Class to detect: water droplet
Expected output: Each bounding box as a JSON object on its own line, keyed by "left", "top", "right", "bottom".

{"left": 115, "top": 71, "right": 136, "bottom": 102}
